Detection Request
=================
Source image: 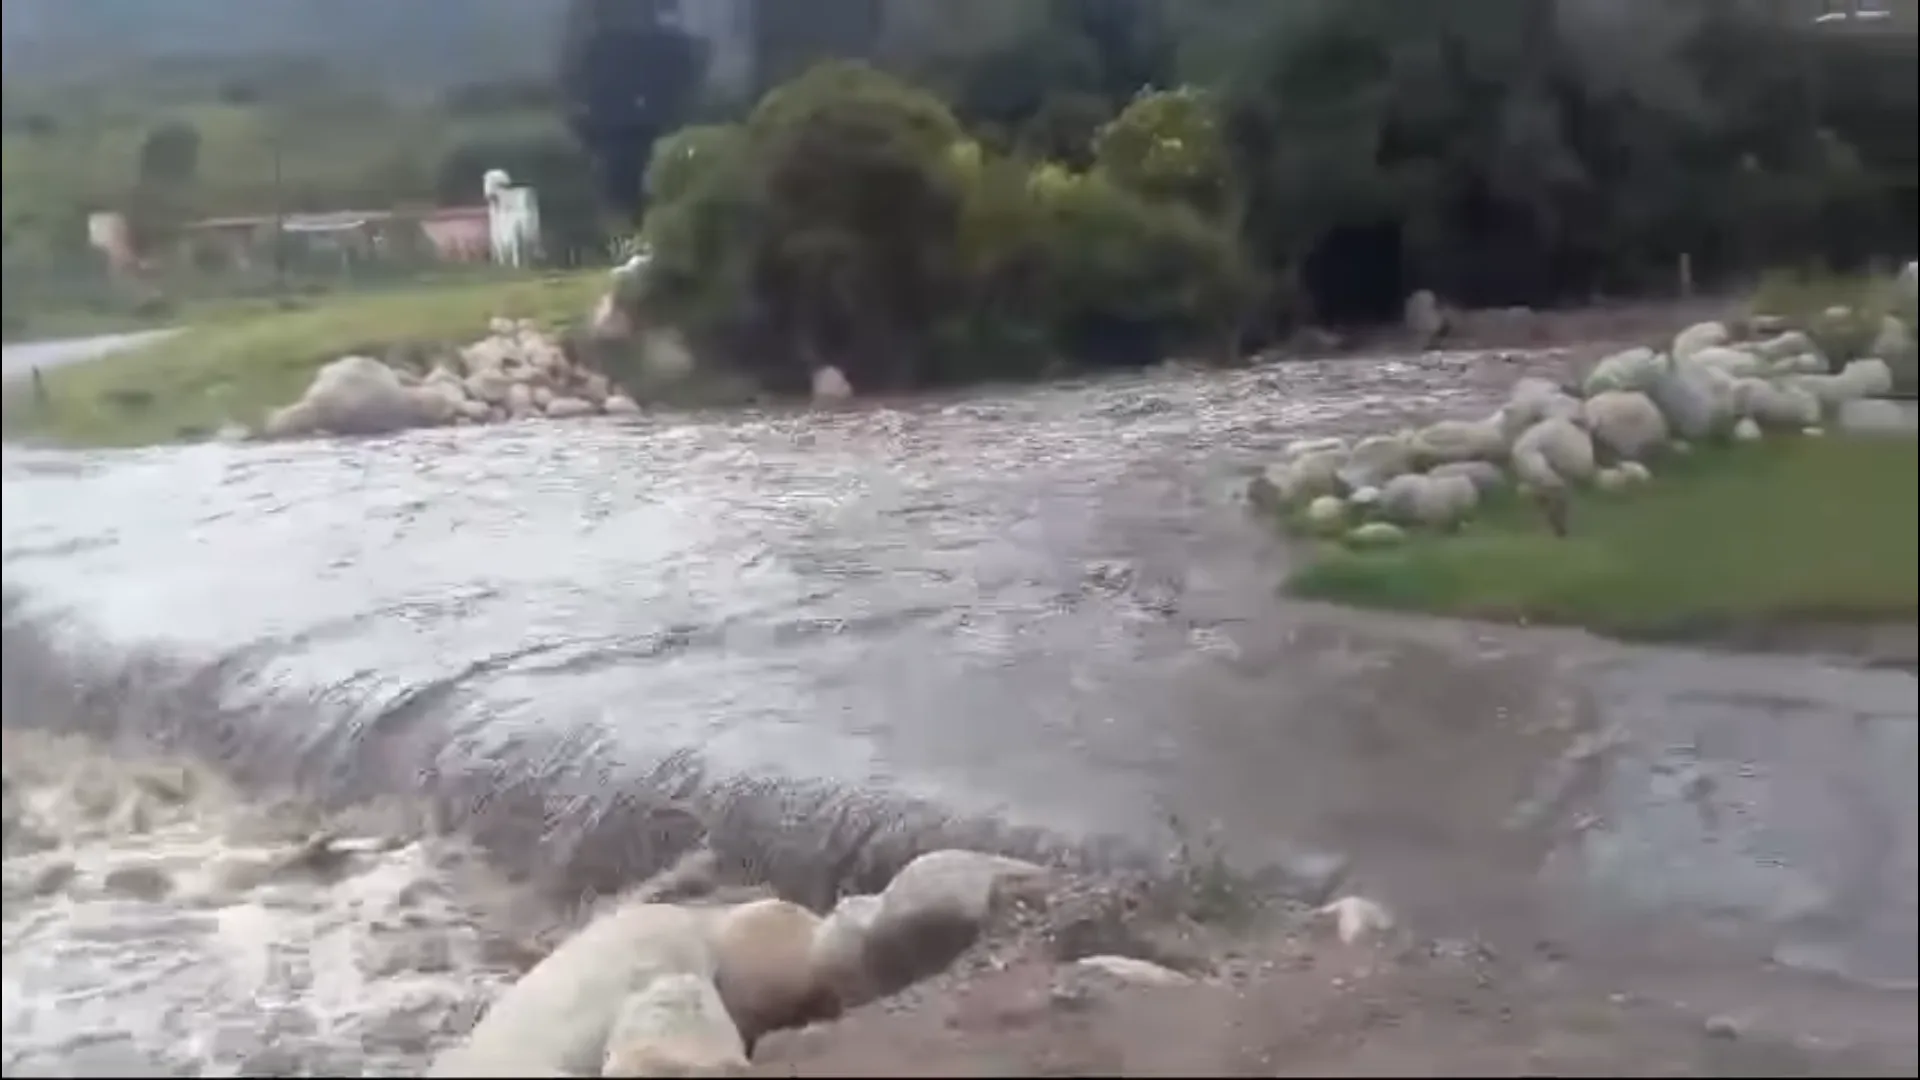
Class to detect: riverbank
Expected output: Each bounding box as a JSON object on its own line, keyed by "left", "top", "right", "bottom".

{"left": 1287, "top": 436, "right": 1919, "bottom": 647}
{"left": 6, "top": 728, "right": 1908, "bottom": 1077}
{"left": 0, "top": 272, "right": 603, "bottom": 447}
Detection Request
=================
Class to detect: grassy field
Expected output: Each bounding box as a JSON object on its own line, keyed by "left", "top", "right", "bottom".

{"left": 1, "top": 271, "right": 605, "bottom": 447}
{"left": 1286, "top": 437, "right": 1919, "bottom": 638}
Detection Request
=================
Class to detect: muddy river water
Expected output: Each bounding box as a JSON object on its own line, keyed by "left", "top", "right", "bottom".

{"left": 3, "top": 345, "right": 1915, "bottom": 1072}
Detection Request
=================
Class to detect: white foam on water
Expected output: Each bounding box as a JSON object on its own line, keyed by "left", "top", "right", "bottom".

{"left": 2, "top": 731, "right": 552, "bottom": 1077}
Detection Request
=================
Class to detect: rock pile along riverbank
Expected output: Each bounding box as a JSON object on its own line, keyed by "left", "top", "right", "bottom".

{"left": 1251, "top": 310, "right": 1907, "bottom": 548}
{"left": 260, "top": 318, "right": 642, "bottom": 440}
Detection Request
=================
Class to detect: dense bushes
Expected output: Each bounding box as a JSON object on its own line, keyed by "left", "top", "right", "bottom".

{"left": 639, "top": 65, "right": 1253, "bottom": 390}
{"left": 636, "top": 1, "right": 1915, "bottom": 393}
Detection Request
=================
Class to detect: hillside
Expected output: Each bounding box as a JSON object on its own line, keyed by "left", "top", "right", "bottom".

{"left": 1, "top": 0, "right": 565, "bottom": 90}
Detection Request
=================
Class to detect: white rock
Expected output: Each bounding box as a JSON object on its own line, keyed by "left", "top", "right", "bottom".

{"left": 465, "top": 368, "right": 516, "bottom": 405}
{"left": 708, "top": 899, "right": 837, "bottom": 1051}
{"left": 1409, "top": 416, "right": 1506, "bottom": 464}
{"left": 812, "top": 366, "right": 853, "bottom": 402}
{"left": 1337, "top": 433, "right": 1415, "bottom": 492}
{"left": 1618, "top": 461, "right": 1652, "bottom": 485}
{"left": 1347, "top": 485, "right": 1383, "bottom": 510}
{"left": 600, "top": 974, "right": 748, "bottom": 1078}
{"left": 262, "top": 401, "right": 321, "bottom": 440}
{"left": 1732, "top": 416, "right": 1763, "bottom": 442}
{"left": 1284, "top": 436, "right": 1348, "bottom": 460}
{"left": 488, "top": 317, "right": 515, "bottom": 336}
{"left": 427, "top": 902, "right": 718, "bottom": 1078}
{"left": 1733, "top": 378, "right": 1820, "bottom": 429}
{"left": 1803, "top": 426, "right": 1825, "bottom": 437}
{"left": 1595, "top": 467, "right": 1630, "bottom": 493}
{"left": 458, "top": 399, "right": 491, "bottom": 423}
{"left": 300, "top": 355, "right": 428, "bottom": 436}
{"left": 1502, "top": 378, "right": 1583, "bottom": 441}
{"left": 1583, "top": 391, "right": 1669, "bottom": 461}
{"left": 1317, "top": 895, "right": 1395, "bottom": 945}
{"left": 1901, "top": 261, "right": 1918, "bottom": 309}
{"left": 864, "top": 851, "right": 1050, "bottom": 993}
{"left": 1769, "top": 352, "right": 1828, "bottom": 376}
{"left": 1748, "top": 330, "right": 1816, "bottom": 363}
{"left": 810, "top": 894, "right": 882, "bottom": 1010}
{"left": 1689, "top": 346, "right": 1765, "bottom": 378}
{"left": 1345, "top": 521, "right": 1406, "bottom": 549}
{"left": 1835, "top": 398, "right": 1916, "bottom": 436}
{"left": 1582, "top": 346, "right": 1663, "bottom": 395}
{"left": 545, "top": 396, "right": 596, "bottom": 420}
{"left": 1646, "top": 358, "right": 1735, "bottom": 440}
{"left": 1072, "top": 955, "right": 1193, "bottom": 987}
{"left": 1672, "top": 320, "right": 1730, "bottom": 363}
{"left": 1304, "top": 494, "right": 1346, "bottom": 531}
{"left": 1839, "top": 357, "right": 1895, "bottom": 398}
{"left": 505, "top": 382, "right": 538, "bottom": 420}
{"left": 1428, "top": 460, "right": 1505, "bottom": 496}
{"left": 1380, "top": 473, "right": 1477, "bottom": 528}
{"left": 1511, "top": 417, "right": 1596, "bottom": 489}
{"left": 604, "top": 394, "right": 641, "bottom": 416}
{"left": 1404, "top": 289, "right": 1447, "bottom": 346}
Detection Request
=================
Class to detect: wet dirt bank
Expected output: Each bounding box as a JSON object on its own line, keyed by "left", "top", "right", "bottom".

{"left": 4, "top": 346, "right": 1916, "bottom": 1070}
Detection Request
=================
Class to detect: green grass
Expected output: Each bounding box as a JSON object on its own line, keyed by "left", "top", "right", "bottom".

{"left": 2, "top": 271, "right": 606, "bottom": 447}
{"left": 1286, "top": 437, "right": 1919, "bottom": 637}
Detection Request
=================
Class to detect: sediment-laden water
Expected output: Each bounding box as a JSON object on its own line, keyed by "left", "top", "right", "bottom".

{"left": 4, "top": 347, "right": 1915, "bottom": 1072}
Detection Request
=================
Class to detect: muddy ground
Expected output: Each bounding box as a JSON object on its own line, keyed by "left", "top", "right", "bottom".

{"left": 753, "top": 897, "right": 1910, "bottom": 1078}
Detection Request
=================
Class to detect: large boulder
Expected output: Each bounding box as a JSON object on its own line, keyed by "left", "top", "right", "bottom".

{"left": 1502, "top": 377, "right": 1583, "bottom": 441}
{"left": 1511, "top": 416, "right": 1596, "bottom": 490}
{"left": 1408, "top": 415, "right": 1506, "bottom": 465}
{"left": 261, "top": 401, "right": 322, "bottom": 440}
{"left": 1336, "top": 433, "right": 1415, "bottom": 492}
{"left": 1689, "top": 346, "right": 1766, "bottom": 379}
{"left": 1748, "top": 330, "right": 1817, "bottom": 364}
{"left": 1645, "top": 358, "right": 1735, "bottom": 440}
{"left": 1404, "top": 289, "right": 1447, "bottom": 348}
{"left": 708, "top": 899, "right": 839, "bottom": 1054}
{"left": 1582, "top": 346, "right": 1663, "bottom": 395}
{"left": 812, "top": 366, "right": 853, "bottom": 403}
{"left": 1582, "top": 390, "right": 1669, "bottom": 461}
{"left": 600, "top": 974, "right": 748, "bottom": 1078}
{"left": 859, "top": 850, "right": 1051, "bottom": 997}
{"left": 1733, "top": 378, "right": 1821, "bottom": 429}
{"left": 1672, "top": 320, "right": 1730, "bottom": 363}
{"left": 300, "top": 355, "right": 429, "bottom": 436}
{"left": 1428, "top": 460, "right": 1506, "bottom": 497}
{"left": 1379, "top": 472, "right": 1478, "bottom": 528}
{"left": 1836, "top": 398, "right": 1917, "bottom": 436}
{"left": 808, "top": 894, "right": 883, "bottom": 1010}
{"left": 427, "top": 901, "right": 719, "bottom": 1077}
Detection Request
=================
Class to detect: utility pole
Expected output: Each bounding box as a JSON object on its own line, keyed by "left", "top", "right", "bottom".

{"left": 270, "top": 133, "right": 287, "bottom": 299}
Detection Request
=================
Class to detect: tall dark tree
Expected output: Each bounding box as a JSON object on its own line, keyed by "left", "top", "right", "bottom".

{"left": 558, "top": 0, "right": 708, "bottom": 215}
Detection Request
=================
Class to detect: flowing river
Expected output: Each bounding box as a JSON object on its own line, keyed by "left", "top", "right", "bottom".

{"left": 3, "top": 343, "right": 1915, "bottom": 1073}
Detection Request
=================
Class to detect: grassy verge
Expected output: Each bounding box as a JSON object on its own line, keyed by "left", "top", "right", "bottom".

{"left": 1286, "top": 437, "right": 1918, "bottom": 638}
{"left": 2, "top": 272, "right": 605, "bottom": 447}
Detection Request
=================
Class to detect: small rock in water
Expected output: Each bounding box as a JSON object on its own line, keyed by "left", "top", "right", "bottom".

{"left": 1732, "top": 416, "right": 1763, "bottom": 442}
{"left": 1317, "top": 894, "right": 1395, "bottom": 945}
{"left": 1072, "top": 955, "right": 1193, "bottom": 987}
{"left": 1703, "top": 1014, "right": 1744, "bottom": 1040}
